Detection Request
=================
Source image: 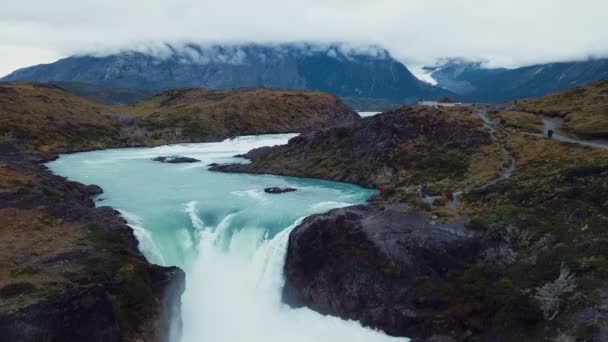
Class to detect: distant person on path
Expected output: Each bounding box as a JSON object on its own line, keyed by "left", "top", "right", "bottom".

{"left": 547, "top": 129, "right": 554, "bottom": 139}
{"left": 416, "top": 183, "right": 428, "bottom": 198}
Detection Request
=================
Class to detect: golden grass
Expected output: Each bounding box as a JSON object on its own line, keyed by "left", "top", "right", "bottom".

{"left": 121, "top": 87, "right": 351, "bottom": 137}
{"left": 0, "top": 208, "right": 86, "bottom": 312}
{"left": 507, "top": 133, "right": 608, "bottom": 167}
{"left": 0, "top": 163, "right": 33, "bottom": 192}
{"left": 1, "top": 83, "right": 354, "bottom": 153}
{"left": 493, "top": 111, "right": 542, "bottom": 133}
{"left": 465, "top": 142, "right": 510, "bottom": 184}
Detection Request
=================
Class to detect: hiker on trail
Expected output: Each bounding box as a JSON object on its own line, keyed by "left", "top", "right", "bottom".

{"left": 547, "top": 129, "right": 554, "bottom": 139}
{"left": 416, "top": 183, "right": 428, "bottom": 198}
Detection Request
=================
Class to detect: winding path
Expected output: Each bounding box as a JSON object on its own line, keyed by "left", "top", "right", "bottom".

{"left": 421, "top": 106, "right": 608, "bottom": 211}
{"left": 446, "top": 107, "right": 515, "bottom": 210}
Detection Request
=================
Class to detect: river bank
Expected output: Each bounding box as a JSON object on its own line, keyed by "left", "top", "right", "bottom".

{"left": 0, "top": 142, "right": 185, "bottom": 341}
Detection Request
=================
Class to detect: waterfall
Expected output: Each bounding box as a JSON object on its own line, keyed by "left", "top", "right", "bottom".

{"left": 180, "top": 204, "right": 405, "bottom": 342}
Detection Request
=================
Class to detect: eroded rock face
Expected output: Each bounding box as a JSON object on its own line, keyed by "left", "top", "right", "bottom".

{"left": 282, "top": 205, "right": 484, "bottom": 341}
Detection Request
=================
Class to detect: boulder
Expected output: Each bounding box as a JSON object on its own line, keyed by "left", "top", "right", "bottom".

{"left": 282, "top": 205, "right": 484, "bottom": 340}
{"left": 264, "top": 187, "right": 297, "bottom": 194}
{"left": 152, "top": 155, "right": 200, "bottom": 164}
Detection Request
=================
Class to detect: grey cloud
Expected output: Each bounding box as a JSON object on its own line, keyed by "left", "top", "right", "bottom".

{"left": 82, "top": 42, "right": 390, "bottom": 67}
{"left": 1, "top": 0, "right": 607, "bottom": 76}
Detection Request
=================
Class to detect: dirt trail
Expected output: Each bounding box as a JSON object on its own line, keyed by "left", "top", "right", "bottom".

{"left": 419, "top": 106, "right": 607, "bottom": 211}
{"left": 447, "top": 107, "right": 516, "bottom": 210}
{"left": 531, "top": 115, "right": 608, "bottom": 149}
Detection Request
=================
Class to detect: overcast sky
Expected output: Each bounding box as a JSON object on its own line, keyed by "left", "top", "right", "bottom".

{"left": 1, "top": 0, "right": 607, "bottom": 77}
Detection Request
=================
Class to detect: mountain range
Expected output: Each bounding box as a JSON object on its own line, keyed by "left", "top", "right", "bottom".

{"left": 0, "top": 43, "right": 450, "bottom": 107}
{"left": 425, "top": 58, "right": 608, "bottom": 102}
{"left": 3, "top": 43, "right": 608, "bottom": 106}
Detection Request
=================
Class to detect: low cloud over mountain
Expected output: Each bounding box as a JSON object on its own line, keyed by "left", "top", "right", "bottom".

{"left": 1, "top": 0, "right": 608, "bottom": 76}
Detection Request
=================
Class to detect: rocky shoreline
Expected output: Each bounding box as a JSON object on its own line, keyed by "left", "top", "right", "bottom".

{"left": 0, "top": 143, "right": 185, "bottom": 341}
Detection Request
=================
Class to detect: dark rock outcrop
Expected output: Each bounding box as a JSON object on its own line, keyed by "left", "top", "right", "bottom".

{"left": 282, "top": 205, "right": 484, "bottom": 340}
{"left": 152, "top": 155, "right": 200, "bottom": 163}
{"left": 235, "top": 146, "right": 275, "bottom": 161}
{"left": 86, "top": 184, "right": 104, "bottom": 196}
{"left": 0, "top": 267, "right": 185, "bottom": 342}
{"left": 264, "top": 187, "right": 297, "bottom": 194}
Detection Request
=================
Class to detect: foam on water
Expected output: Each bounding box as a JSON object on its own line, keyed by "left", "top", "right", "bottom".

{"left": 47, "top": 134, "right": 406, "bottom": 342}
{"left": 308, "top": 201, "right": 355, "bottom": 213}
{"left": 181, "top": 209, "right": 404, "bottom": 342}
{"left": 118, "top": 209, "right": 167, "bottom": 265}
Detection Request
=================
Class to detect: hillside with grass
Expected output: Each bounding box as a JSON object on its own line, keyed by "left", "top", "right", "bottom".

{"left": 519, "top": 78, "right": 608, "bottom": 138}
{"left": 0, "top": 82, "right": 358, "bottom": 153}
{"left": 213, "top": 106, "right": 510, "bottom": 213}
{"left": 0, "top": 83, "right": 119, "bottom": 153}
{"left": 126, "top": 87, "right": 358, "bottom": 141}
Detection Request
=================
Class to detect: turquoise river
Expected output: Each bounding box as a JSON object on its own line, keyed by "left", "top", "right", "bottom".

{"left": 48, "top": 134, "right": 407, "bottom": 342}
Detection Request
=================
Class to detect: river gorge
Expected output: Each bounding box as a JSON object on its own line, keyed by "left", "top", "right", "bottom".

{"left": 47, "top": 134, "right": 406, "bottom": 342}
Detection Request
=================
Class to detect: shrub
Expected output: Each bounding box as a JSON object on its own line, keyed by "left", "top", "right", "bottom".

{"left": 533, "top": 263, "right": 577, "bottom": 320}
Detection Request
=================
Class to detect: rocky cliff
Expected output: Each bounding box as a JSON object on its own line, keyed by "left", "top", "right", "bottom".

{"left": 283, "top": 205, "right": 484, "bottom": 341}
{"left": 0, "top": 144, "right": 184, "bottom": 342}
